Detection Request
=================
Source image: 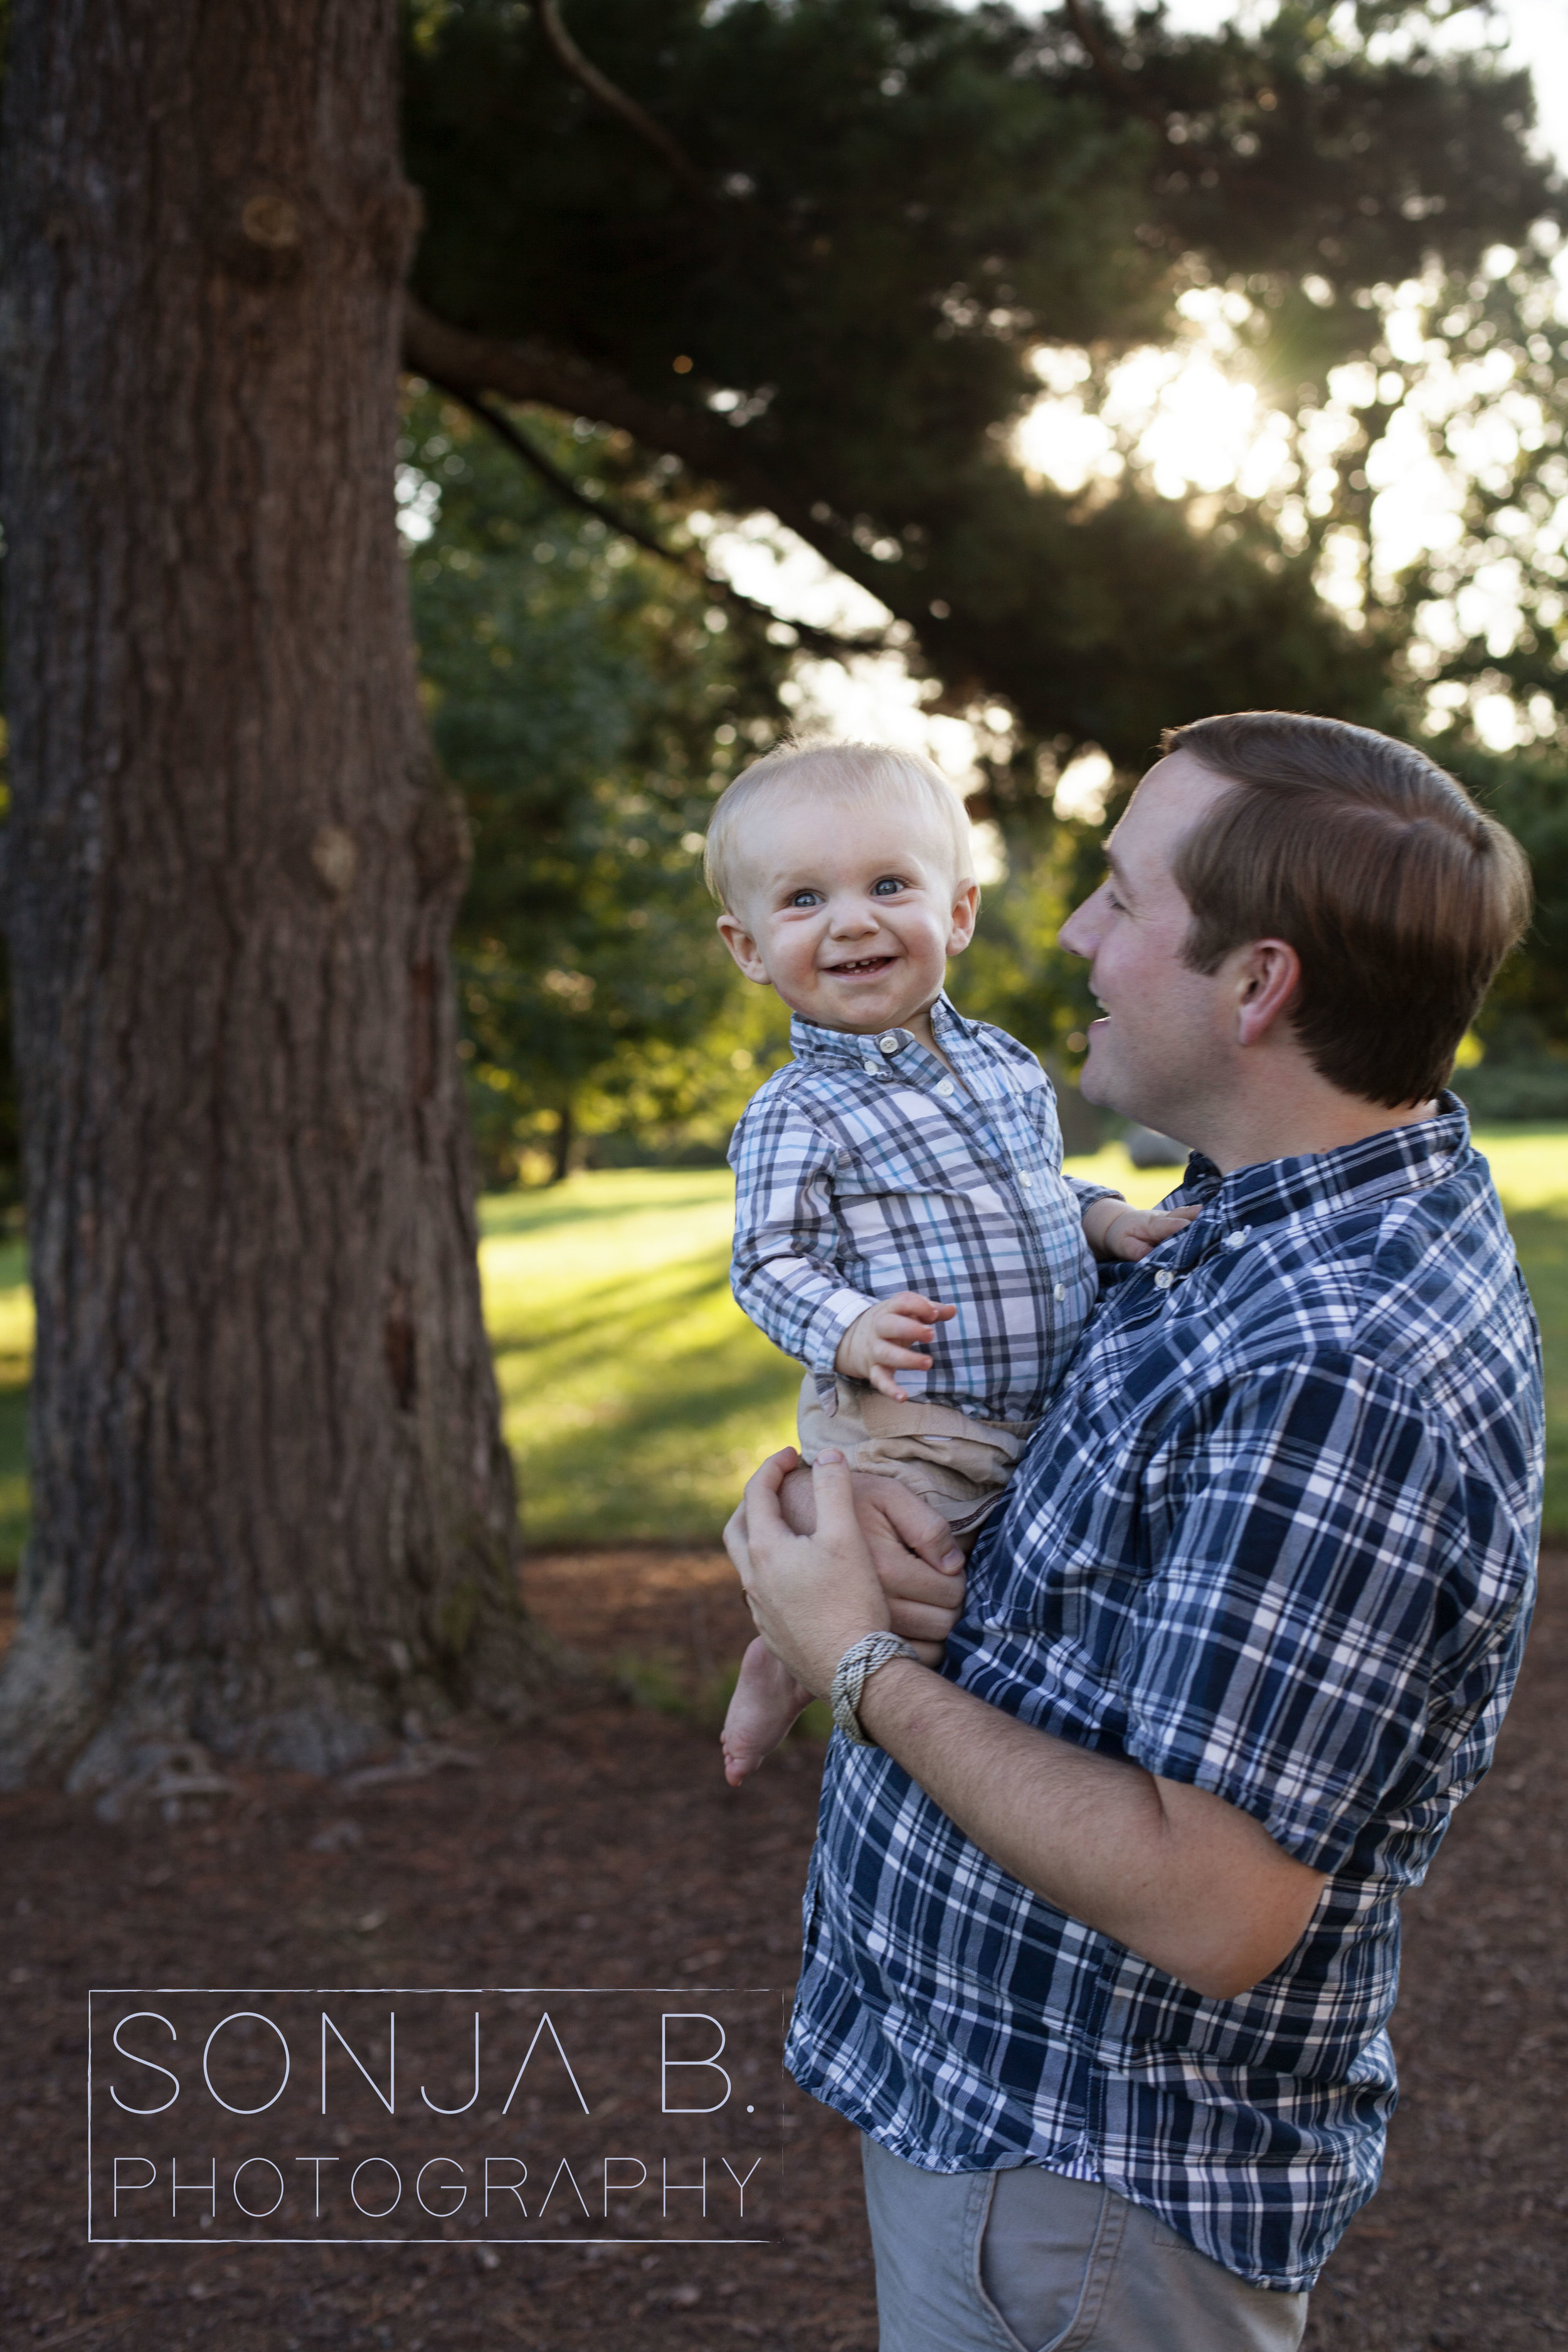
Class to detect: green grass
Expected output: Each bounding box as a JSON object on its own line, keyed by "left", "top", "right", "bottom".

{"left": 0, "top": 1133, "right": 1560, "bottom": 1565}
{"left": 1473, "top": 1126, "right": 1568, "bottom": 1537}
{"left": 484, "top": 1128, "right": 1568, "bottom": 1544}
{"left": 482, "top": 1170, "right": 800, "bottom": 1542}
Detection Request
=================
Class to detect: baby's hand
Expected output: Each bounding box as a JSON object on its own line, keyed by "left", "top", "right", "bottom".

{"left": 835, "top": 1292, "right": 956, "bottom": 1401}
{"left": 1091, "top": 1204, "right": 1200, "bottom": 1263}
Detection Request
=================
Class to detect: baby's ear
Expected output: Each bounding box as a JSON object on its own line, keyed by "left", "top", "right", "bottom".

{"left": 946, "top": 880, "right": 980, "bottom": 955}
{"left": 716, "top": 908, "right": 770, "bottom": 983}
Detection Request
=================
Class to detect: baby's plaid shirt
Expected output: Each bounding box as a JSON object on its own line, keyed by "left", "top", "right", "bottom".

{"left": 728, "top": 992, "right": 1118, "bottom": 1423}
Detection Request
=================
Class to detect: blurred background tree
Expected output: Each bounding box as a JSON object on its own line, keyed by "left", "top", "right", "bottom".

{"left": 3, "top": 2, "right": 1564, "bottom": 1211}
{"left": 401, "top": 391, "right": 797, "bottom": 1180}
{"left": 395, "top": 0, "right": 1568, "bottom": 1147}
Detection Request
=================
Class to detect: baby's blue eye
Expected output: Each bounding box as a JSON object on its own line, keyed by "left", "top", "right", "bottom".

{"left": 871, "top": 876, "right": 908, "bottom": 896}
{"left": 788, "top": 889, "right": 822, "bottom": 908}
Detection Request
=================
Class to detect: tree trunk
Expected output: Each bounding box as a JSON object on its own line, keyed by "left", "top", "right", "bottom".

{"left": 0, "top": 0, "right": 544, "bottom": 1788}
{"left": 549, "top": 1103, "right": 575, "bottom": 1187}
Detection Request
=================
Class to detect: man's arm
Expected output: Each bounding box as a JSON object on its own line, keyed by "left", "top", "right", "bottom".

{"left": 727, "top": 1449, "right": 1327, "bottom": 2000}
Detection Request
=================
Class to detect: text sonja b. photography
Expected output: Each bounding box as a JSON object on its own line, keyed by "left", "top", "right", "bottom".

{"left": 88, "top": 1988, "right": 782, "bottom": 2247}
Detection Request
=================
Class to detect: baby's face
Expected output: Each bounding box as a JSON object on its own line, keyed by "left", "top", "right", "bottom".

{"left": 716, "top": 792, "right": 977, "bottom": 1034}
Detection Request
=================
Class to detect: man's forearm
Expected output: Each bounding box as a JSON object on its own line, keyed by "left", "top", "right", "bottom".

{"left": 855, "top": 1656, "right": 1325, "bottom": 2000}
{"left": 726, "top": 1449, "right": 1324, "bottom": 1998}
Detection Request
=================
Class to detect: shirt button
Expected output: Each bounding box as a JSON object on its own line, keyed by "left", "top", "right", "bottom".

{"left": 879, "top": 1032, "right": 901, "bottom": 1055}
{"left": 862, "top": 1060, "right": 880, "bottom": 1076}
{"left": 1019, "top": 1172, "right": 1033, "bottom": 1189}
{"left": 1154, "top": 1269, "right": 1176, "bottom": 1290}
{"left": 1054, "top": 1282, "right": 1066, "bottom": 1301}
{"left": 936, "top": 1078, "right": 955, "bottom": 1098}
{"left": 1223, "top": 1229, "right": 1248, "bottom": 1249}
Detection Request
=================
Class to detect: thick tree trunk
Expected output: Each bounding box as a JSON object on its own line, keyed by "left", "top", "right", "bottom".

{"left": 0, "top": 0, "right": 544, "bottom": 1787}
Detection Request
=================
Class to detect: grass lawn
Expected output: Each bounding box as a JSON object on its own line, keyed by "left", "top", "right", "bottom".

{"left": 0, "top": 1129, "right": 1559, "bottom": 1565}
{"left": 489, "top": 1127, "right": 1567, "bottom": 1542}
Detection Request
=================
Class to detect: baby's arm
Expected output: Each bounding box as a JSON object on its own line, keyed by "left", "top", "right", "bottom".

{"left": 729, "top": 1089, "right": 887, "bottom": 1386}
{"left": 834, "top": 1292, "right": 956, "bottom": 1402}
{"left": 1081, "top": 1197, "right": 1200, "bottom": 1262}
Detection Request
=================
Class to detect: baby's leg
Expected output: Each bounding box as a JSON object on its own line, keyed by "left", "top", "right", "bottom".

{"left": 721, "top": 1636, "right": 812, "bottom": 1787}
{"left": 780, "top": 1463, "right": 818, "bottom": 1535}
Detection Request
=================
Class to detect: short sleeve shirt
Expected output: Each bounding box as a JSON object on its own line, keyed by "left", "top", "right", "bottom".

{"left": 785, "top": 1100, "right": 1544, "bottom": 2291}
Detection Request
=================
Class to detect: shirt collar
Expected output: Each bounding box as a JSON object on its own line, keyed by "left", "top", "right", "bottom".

{"left": 787, "top": 990, "right": 973, "bottom": 1067}
{"left": 1161, "top": 1091, "right": 1475, "bottom": 1268}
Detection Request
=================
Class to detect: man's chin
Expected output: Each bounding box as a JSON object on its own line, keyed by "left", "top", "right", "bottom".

{"left": 1076, "top": 1048, "right": 1126, "bottom": 1116}
{"left": 1078, "top": 1050, "right": 1167, "bottom": 1133}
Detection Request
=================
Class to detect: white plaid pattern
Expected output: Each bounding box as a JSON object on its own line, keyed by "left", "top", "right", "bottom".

{"left": 785, "top": 1099, "right": 1544, "bottom": 2292}
{"left": 728, "top": 994, "right": 1116, "bottom": 1421}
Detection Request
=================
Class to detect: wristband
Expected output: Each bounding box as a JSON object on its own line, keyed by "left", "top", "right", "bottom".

{"left": 830, "top": 1631, "right": 920, "bottom": 1747}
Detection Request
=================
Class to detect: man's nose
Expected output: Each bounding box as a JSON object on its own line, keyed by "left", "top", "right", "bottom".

{"left": 1058, "top": 899, "right": 1094, "bottom": 956}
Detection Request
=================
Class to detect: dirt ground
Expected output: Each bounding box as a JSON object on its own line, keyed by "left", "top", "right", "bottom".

{"left": 1, "top": 1547, "right": 1564, "bottom": 2351}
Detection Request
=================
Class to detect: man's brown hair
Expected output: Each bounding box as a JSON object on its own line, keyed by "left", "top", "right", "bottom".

{"left": 1163, "top": 711, "right": 1533, "bottom": 1108}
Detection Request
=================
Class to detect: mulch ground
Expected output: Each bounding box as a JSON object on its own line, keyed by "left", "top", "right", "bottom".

{"left": 1, "top": 1547, "right": 1565, "bottom": 2351}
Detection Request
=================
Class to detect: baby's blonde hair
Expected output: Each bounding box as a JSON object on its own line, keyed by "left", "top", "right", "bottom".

{"left": 704, "top": 741, "right": 975, "bottom": 913}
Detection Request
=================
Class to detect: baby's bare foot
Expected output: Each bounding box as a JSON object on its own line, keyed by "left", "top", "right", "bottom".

{"left": 721, "top": 1636, "right": 812, "bottom": 1786}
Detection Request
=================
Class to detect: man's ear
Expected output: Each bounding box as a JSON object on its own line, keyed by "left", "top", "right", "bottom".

{"left": 1234, "top": 938, "right": 1301, "bottom": 1047}
{"left": 946, "top": 881, "right": 980, "bottom": 958}
{"left": 717, "top": 909, "right": 771, "bottom": 984}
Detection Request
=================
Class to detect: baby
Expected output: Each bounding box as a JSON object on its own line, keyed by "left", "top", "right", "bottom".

{"left": 709, "top": 742, "right": 1192, "bottom": 1783}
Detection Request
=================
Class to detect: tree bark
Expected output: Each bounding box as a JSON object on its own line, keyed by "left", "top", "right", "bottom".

{"left": 0, "top": 0, "right": 544, "bottom": 1788}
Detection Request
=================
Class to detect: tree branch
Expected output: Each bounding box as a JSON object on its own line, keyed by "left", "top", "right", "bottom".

{"left": 401, "top": 294, "right": 918, "bottom": 639}
{"left": 405, "top": 295, "right": 748, "bottom": 493}
{"left": 430, "top": 380, "right": 894, "bottom": 663}
{"left": 1062, "top": 0, "right": 1171, "bottom": 135}
{"left": 533, "top": 0, "right": 710, "bottom": 200}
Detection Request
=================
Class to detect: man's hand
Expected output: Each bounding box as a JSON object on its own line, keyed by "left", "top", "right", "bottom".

{"left": 724, "top": 1449, "right": 896, "bottom": 1698}
{"left": 722, "top": 1451, "right": 1326, "bottom": 1996}
{"left": 834, "top": 1291, "right": 956, "bottom": 1399}
{"left": 778, "top": 1455, "right": 966, "bottom": 1664}
{"left": 1081, "top": 1199, "right": 1200, "bottom": 1263}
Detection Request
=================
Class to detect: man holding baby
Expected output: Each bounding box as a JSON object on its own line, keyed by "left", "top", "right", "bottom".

{"left": 715, "top": 712, "right": 1544, "bottom": 2349}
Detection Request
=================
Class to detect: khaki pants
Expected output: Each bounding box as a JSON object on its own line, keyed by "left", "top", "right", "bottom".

{"left": 861, "top": 2137, "right": 1309, "bottom": 2352}
{"left": 797, "top": 1374, "right": 1036, "bottom": 1537}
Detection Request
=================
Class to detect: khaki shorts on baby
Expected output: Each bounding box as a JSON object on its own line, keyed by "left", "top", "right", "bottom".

{"left": 797, "top": 1374, "right": 1036, "bottom": 1537}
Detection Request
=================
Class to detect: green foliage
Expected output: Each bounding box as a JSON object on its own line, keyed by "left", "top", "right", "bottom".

{"left": 1450, "top": 744, "right": 1568, "bottom": 1055}
{"left": 401, "top": 0, "right": 1557, "bottom": 763}
{"left": 403, "top": 392, "right": 794, "bottom": 1175}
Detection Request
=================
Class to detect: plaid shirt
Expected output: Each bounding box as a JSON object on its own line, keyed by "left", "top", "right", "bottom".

{"left": 787, "top": 1099, "right": 1544, "bottom": 2291}
{"left": 728, "top": 995, "right": 1116, "bottom": 1422}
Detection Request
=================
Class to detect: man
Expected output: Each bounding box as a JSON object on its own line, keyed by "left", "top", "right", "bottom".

{"left": 725, "top": 713, "right": 1543, "bottom": 2351}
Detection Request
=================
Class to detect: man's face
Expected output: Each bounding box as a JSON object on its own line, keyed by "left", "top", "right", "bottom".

{"left": 1058, "top": 753, "right": 1237, "bottom": 1140}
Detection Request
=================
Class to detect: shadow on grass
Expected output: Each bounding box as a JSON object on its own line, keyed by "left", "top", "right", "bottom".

{"left": 480, "top": 1180, "right": 731, "bottom": 1244}
{"left": 515, "top": 1340, "right": 801, "bottom": 1544}
{"left": 0, "top": 1379, "right": 28, "bottom": 1586}
{"left": 489, "top": 1253, "right": 736, "bottom": 1372}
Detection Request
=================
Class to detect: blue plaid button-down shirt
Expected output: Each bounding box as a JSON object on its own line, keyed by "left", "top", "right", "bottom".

{"left": 786, "top": 1099, "right": 1544, "bottom": 2291}
{"left": 728, "top": 995, "right": 1116, "bottom": 1422}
